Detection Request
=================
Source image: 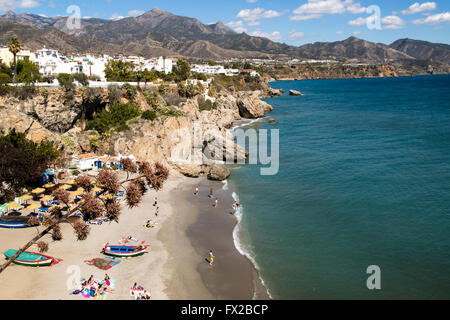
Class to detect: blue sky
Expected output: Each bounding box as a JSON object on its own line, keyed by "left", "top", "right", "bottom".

{"left": 2, "top": 0, "right": 450, "bottom": 45}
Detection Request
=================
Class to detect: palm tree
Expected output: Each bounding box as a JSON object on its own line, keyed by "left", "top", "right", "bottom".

{"left": 7, "top": 36, "right": 22, "bottom": 82}
{"left": 87, "top": 61, "right": 94, "bottom": 77}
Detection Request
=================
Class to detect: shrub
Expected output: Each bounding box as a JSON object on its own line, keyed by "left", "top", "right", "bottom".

{"left": 163, "top": 93, "right": 186, "bottom": 107}
{"left": 86, "top": 103, "right": 141, "bottom": 135}
{"left": 72, "top": 170, "right": 80, "bottom": 176}
{"left": 141, "top": 110, "right": 157, "bottom": 121}
{"left": 72, "top": 73, "right": 89, "bottom": 86}
{"left": 198, "top": 97, "right": 215, "bottom": 112}
{"left": 122, "top": 83, "right": 137, "bottom": 101}
{"left": 143, "top": 90, "right": 161, "bottom": 108}
{"left": 57, "top": 73, "right": 75, "bottom": 91}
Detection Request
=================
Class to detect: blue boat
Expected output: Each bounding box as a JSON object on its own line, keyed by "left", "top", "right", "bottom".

{"left": 0, "top": 217, "right": 31, "bottom": 229}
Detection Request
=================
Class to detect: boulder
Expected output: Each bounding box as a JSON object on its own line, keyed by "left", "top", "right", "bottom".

{"left": 207, "top": 164, "right": 231, "bottom": 181}
{"left": 268, "top": 88, "right": 283, "bottom": 97}
{"left": 174, "top": 164, "right": 207, "bottom": 178}
{"left": 289, "top": 90, "right": 303, "bottom": 96}
{"left": 268, "top": 118, "right": 277, "bottom": 124}
{"left": 237, "top": 91, "right": 273, "bottom": 119}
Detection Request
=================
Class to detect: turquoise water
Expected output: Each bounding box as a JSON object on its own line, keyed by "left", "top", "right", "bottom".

{"left": 229, "top": 75, "right": 450, "bottom": 300}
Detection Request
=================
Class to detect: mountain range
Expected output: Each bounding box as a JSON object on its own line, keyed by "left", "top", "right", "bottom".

{"left": 1, "top": 8, "right": 449, "bottom": 65}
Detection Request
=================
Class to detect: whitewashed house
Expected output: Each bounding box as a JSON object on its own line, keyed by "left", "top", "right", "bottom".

{"left": 72, "top": 153, "right": 99, "bottom": 171}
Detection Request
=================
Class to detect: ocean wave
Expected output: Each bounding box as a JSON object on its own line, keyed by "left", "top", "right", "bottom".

{"left": 231, "top": 118, "right": 263, "bottom": 131}
{"left": 231, "top": 192, "right": 273, "bottom": 300}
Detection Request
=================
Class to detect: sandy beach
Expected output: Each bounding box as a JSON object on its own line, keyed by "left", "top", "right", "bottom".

{"left": 0, "top": 172, "right": 268, "bottom": 300}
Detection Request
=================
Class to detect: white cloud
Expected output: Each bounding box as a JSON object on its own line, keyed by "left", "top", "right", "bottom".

{"left": 349, "top": 15, "right": 405, "bottom": 29}
{"left": 290, "top": 0, "right": 367, "bottom": 20}
{"left": 237, "top": 7, "right": 285, "bottom": 21}
{"left": 413, "top": 11, "right": 450, "bottom": 24}
{"left": 246, "top": 0, "right": 258, "bottom": 3}
{"left": 0, "top": 0, "right": 40, "bottom": 11}
{"left": 128, "top": 10, "right": 145, "bottom": 17}
{"left": 250, "top": 30, "right": 282, "bottom": 41}
{"left": 381, "top": 15, "right": 406, "bottom": 29}
{"left": 226, "top": 20, "right": 248, "bottom": 33}
{"left": 401, "top": 2, "right": 436, "bottom": 15}
{"left": 289, "top": 30, "right": 305, "bottom": 40}
{"left": 110, "top": 13, "right": 125, "bottom": 21}
{"left": 247, "top": 21, "right": 260, "bottom": 26}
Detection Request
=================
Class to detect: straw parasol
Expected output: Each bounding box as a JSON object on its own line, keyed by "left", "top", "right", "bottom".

{"left": 41, "top": 195, "right": 54, "bottom": 202}
{"left": 77, "top": 187, "right": 85, "bottom": 192}
{"left": 20, "top": 195, "right": 33, "bottom": 201}
{"left": 27, "top": 203, "right": 41, "bottom": 211}
{"left": 92, "top": 187, "right": 103, "bottom": 192}
{"left": 67, "top": 179, "right": 76, "bottom": 185}
{"left": 32, "top": 188, "right": 45, "bottom": 194}
{"left": 60, "top": 184, "right": 72, "bottom": 190}
{"left": 6, "top": 203, "right": 21, "bottom": 209}
{"left": 70, "top": 191, "right": 83, "bottom": 197}
{"left": 101, "top": 194, "right": 114, "bottom": 200}
{"left": 43, "top": 183, "right": 56, "bottom": 188}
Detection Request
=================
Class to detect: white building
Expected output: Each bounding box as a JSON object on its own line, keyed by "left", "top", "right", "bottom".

{"left": 71, "top": 153, "right": 99, "bottom": 171}
{"left": 0, "top": 46, "right": 36, "bottom": 66}
{"left": 191, "top": 64, "right": 238, "bottom": 76}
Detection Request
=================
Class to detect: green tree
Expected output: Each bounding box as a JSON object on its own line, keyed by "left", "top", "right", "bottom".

{"left": 57, "top": 73, "right": 75, "bottom": 91}
{"left": 172, "top": 59, "right": 191, "bottom": 81}
{"left": 104, "top": 60, "right": 137, "bottom": 82}
{"left": 0, "top": 129, "right": 61, "bottom": 201}
{"left": 16, "top": 60, "right": 41, "bottom": 84}
{"left": 72, "top": 73, "right": 89, "bottom": 86}
{"left": 6, "top": 36, "right": 22, "bottom": 82}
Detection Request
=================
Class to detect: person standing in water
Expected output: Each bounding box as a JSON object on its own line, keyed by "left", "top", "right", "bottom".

{"left": 208, "top": 189, "right": 214, "bottom": 199}
{"left": 194, "top": 186, "right": 199, "bottom": 196}
{"left": 214, "top": 198, "right": 219, "bottom": 208}
{"left": 209, "top": 250, "right": 215, "bottom": 266}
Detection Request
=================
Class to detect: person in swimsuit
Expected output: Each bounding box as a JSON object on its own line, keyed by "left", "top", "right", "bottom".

{"left": 208, "top": 189, "right": 214, "bottom": 199}
{"left": 209, "top": 250, "right": 215, "bottom": 266}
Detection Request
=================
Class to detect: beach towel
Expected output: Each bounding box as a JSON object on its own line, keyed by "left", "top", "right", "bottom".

{"left": 84, "top": 257, "right": 121, "bottom": 270}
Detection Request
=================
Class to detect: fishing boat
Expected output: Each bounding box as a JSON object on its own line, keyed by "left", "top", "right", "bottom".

{"left": 102, "top": 243, "right": 148, "bottom": 258}
{"left": 3, "top": 249, "right": 62, "bottom": 267}
{"left": 0, "top": 217, "right": 31, "bottom": 229}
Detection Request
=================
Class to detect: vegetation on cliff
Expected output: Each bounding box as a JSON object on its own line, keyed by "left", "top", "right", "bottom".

{"left": 0, "top": 128, "right": 61, "bottom": 201}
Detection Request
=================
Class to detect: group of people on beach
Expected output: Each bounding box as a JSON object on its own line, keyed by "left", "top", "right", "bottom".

{"left": 131, "top": 282, "right": 151, "bottom": 300}
{"left": 77, "top": 274, "right": 115, "bottom": 298}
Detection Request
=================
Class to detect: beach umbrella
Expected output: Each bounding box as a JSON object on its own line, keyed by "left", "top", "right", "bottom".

{"left": 20, "top": 195, "right": 33, "bottom": 201}
{"left": 60, "top": 184, "right": 72, "bottom": 190}
{"left": 101, "top": 194, "right": 114, "bottom": 200}
{"left": 70, "top": 191, "right": 83, "bottom": 197}
{"left": 27, "top": 203, "right": 41, "bottom": 211}
{"left": 67, "top": 179, "right": 76, "bottom": 185}
{"left": 32, "top": 188, "right": 45, "bottom": 194}
{"left": 77, "top": 187, "right": 85, "bottom": 192}
{"left": 6, "top": 203, "right": 21, "bottom": 209}
{"left": 43, "top": 183, "right": 56, "bottom": 188}
{"left": 41, "top": 195, "right": 54, "bottom": 202}
{"left": 92, "top": 187, "right": 103, "bottom": 192}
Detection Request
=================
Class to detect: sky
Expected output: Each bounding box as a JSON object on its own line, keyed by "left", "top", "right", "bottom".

{"left": 1, "top": 0, "right": 449, "bottom": 45}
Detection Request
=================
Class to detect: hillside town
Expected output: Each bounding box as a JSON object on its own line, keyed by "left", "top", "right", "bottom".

{"left": 0, "top": 45, "right": 260, "bottom": 84}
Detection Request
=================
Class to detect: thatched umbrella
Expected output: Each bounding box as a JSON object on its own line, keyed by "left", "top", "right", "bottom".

{"left": 26, "top": 203, "right": 41, "bottom": 212}
{"left": 60, "top": 184, "right": 72, "bottom": 190}
{"left": 43, "top": 183, "right": 56, "bottom": 189}
{"left": 32, "top": 188, "right": 45, "bottom": 194}
{"left": 67, "top": 179, "right": 76, "bottom": 185}
{"left": 41, "top": 195, "right": 54, "bottom": 202}
{"left": 20, "top": 195, "right": 33, "bottom": 201}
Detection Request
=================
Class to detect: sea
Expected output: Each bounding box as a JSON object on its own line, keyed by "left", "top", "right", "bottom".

{"left": 227, "top": 75, "right": 450, "bottom": 300}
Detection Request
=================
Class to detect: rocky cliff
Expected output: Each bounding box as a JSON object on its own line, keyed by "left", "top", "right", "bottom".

{"left": 0, "top": 84, "right": 273, "bottom": 180}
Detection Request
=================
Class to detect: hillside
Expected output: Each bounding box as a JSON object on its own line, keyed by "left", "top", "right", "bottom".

{"left": 390, "top": 39, "right": 450, "bottom": 64}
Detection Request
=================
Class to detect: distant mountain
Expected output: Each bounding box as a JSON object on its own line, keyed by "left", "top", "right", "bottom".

{"left": 0, "top": 10, "right": 109, "bottom": 34}
{"left": 296, "top": 36, "right": 414, "bottom": 62}
{"left": 0, "top": 8, "right": 449, "bottom": 65}
{"left": 390, "top": 38, "right": 450, "bottom": 64}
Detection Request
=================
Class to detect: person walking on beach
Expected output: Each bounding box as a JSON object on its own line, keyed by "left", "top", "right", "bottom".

{"left": 155, "top": 207, "right": 159, "bottom": 217}
{"left": 209, "top": 250, "right": 215, "bottom": 266}
{"left": 194, "top": 186, "right": 199, "bottom": 196}
{"left": 153, "top": 197, "right": 158, "bottom": 207}
{"left": 208, "top": 189, "right": 214, "bottom": 199}
{"left": 214, "top": 198, "right": 219, "bottom": 208}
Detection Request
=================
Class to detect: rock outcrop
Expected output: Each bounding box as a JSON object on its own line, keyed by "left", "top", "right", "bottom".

{"left": 207, "top": 164, "right": 231, "bottom": 181}
{"left": 237, "top": 91, "right": 273, "bottom": 118}
{"left": 289, "top": 90, "right": 303, "bottom": 96}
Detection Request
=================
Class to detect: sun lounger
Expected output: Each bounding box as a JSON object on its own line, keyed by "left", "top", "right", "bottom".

{"left": 39, "top": 207, "right": 50, "bottom": 212}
